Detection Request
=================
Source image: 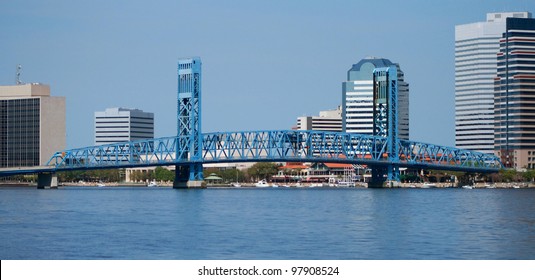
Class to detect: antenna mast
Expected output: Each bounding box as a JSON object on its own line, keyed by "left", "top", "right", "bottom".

{"left": 16, "top": 64, "right": 22, "bottom": 85}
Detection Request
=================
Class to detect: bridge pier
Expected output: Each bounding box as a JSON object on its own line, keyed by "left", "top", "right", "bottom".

{"left": 369, "top": 166, "right": 400, "bottom": 188}
{"left": 173, "top": 165, "right": 205, "bottom": 189}
{"left": 37, "top": 173, "right": 58, "bottom": 189}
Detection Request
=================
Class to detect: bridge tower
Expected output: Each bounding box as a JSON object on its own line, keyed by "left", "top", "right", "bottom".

{"left": 369, "top": 66, "right": 400, "bottom": 187}
{"left": 174, "top": 57, "right": 204, "bottom": 188}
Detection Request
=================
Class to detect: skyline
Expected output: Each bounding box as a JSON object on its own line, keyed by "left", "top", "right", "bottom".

{"left": 2, "top": 0, "right": 535, "bottom": 149}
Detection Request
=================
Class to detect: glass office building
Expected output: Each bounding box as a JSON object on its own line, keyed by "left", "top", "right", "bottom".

{"left": 94, "top": 107, "right": 154, "bottom": 145}
{"left": 342, "top": 57, "right": 409, "bottom": 140}
{"left": 0, "top": 83, "right": 66, "bottom": 167}
{"left": 494, "top": 17, "right": 535, "bottom": 169}
{"left": 455, "top": 12, "right": 531, "bottom": 154}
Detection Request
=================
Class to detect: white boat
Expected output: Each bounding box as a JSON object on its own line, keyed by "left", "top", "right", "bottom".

{"left": 97, "top": 183, "right": 106, "bottom": 187}
{"left": 255, "top": 180, "right": 270, "bottom": 187}
{"left": 462, "top": 185, "right": 473, "bottom": 189}
{"left": 271, "top": 184, "right": 279, "bottom": 188}
{"left": 231, "top": 168, "right": 241, "bottom": 188}
{"left": 512, "top": 185, "right": 520, "bottom": 189}
{"left": 422, "top": 183, "right": 436, "bottom": 188}
{"left": 147, "top": 181, "right": 158, "bottom": 187}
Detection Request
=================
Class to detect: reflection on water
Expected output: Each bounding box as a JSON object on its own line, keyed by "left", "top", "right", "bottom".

{"left": 0, "top": 186, "right": 534, "bottom": 259}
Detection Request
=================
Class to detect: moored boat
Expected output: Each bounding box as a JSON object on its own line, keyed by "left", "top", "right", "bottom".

{"left": 255, "top": 180, "right": 269, "bottom": 187}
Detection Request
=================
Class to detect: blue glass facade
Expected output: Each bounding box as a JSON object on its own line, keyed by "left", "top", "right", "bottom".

{"left": 494, "top": 17, "right": 535, "bottom": 168}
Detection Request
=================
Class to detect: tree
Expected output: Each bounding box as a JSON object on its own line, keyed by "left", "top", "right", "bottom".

{"left": 500, "top": 169, "right": 517, "bottom": 182}
{"left": 154, "top": 167, "right": 174, "bottom": 182}
{"left": 247, "top": 162, "right": 279, "bottom": 181}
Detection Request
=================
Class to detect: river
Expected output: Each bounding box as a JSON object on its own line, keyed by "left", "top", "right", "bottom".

{"left": 1, "top": 186, "right": 534, "bottom": 259}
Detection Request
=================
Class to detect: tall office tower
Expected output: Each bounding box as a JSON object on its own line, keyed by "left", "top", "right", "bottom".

{"left": 0, "top": 83, "right": 66, "bottom": 167}
{"left": 494, "top": 17, "right": 535, "bottom": 170}
{"left": 455, "top": 12, "right": 531, "bottom": 154}
{"left": 342, "top": 57, "right": 409, "bottom": 140}
{"left": 296, "top": 106, "right": 343, "bottom": 132}
{"left": 94, "top": 107, "right": 154, "bottom": 145}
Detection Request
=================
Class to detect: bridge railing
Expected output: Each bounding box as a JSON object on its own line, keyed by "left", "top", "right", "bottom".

{"left": 45, "top": 130, "right": 503, "bottom": 173}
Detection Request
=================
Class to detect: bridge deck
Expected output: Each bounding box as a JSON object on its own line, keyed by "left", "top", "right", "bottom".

{"left": 0, "top": 130, "right": 503, "bottom": 176}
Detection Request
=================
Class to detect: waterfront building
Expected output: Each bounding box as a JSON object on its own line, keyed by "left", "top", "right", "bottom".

{"left": 296, "top": 106, "right": 342, "bottom": 132}
{"left": 342, "top": 57, "right": 409, "bottom": 140}
{"left": 94, "top": 107, "right": 154, "bottom": 145}
{"left": 455, "top": 12, "right": 531, "bottom": 154}
{"left": 494, "top": 16, "right": 535, "bottom": 169}
{"left": 0, "top": 83, "right": 65, "bottom": 167}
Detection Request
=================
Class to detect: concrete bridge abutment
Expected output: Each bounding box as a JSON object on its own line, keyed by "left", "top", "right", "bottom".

{"left": 37, "top": 173, "right": 58, "bottom": 189}
{"left": 172, "top": 164, "right": 205, "bottom": 189}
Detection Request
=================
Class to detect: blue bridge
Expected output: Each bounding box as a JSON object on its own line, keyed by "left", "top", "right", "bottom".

{"left": 0, "top": 57, "right": 503, "bottom": 187}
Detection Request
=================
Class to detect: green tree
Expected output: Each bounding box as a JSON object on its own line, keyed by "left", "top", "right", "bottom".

{"left": 500, "top": 169, "right": 517, "bottom": 182}
{"left": 154, "top": 167, "right": 175, "bottom": 182}
{"left": 247, "top": 162, "right": 279, "bottom": 181}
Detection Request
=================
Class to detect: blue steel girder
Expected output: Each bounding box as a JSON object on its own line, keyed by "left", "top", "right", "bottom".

{"left": 44, "top": 130, "right": 503, "bottom": 174}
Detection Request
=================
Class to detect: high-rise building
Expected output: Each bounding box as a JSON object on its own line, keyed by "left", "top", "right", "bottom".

{"left": 94, "top": 107, "right": 154, "bottom": 145}
{"left": 494, "top": 17, "right": 535, "bottom": 169}
{"left": 296, "top": 106, "right": 342, "bottom": 132}
{"left": 0, "top": 83, "right": 65, "bottom": 167}
{"left": 342, "top": 57, "right": 409, "bottom": 140}
{"left": 455, "top": 12, "right": 531, "bottom": 154}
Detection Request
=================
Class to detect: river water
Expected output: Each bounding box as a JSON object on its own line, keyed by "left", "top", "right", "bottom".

{"left": 0, "top": 186, "right": 534, "bottom": 259}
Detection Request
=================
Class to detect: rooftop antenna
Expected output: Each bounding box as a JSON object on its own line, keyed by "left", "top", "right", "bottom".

{"left": 16, "top": 64, "right": 22, "bottom": 85}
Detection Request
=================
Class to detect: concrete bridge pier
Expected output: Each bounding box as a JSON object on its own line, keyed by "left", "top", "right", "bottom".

{"left": 37, "top": 172, "right": 58, "bottom": 189}
{"left": 368, "top": 166, "right": 401, "bottom": 188}
{"left": 173, "top": 164, "right": 205, "bottom": 189}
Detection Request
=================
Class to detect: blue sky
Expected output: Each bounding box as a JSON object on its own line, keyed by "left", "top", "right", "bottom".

{"left": 2, "top": 0, "right": 535, "bottom": 149}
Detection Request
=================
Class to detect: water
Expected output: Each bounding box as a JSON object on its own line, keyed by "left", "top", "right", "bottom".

{"left": 1, "top": 186, "right": 534, "bottom": 259}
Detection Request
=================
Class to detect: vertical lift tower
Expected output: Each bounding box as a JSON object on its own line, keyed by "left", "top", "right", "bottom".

{"left": 369, "top": 66, "right": 400, "bottom": 188}
{"left": 174, "top": 57, "right": 204, "bottom": 188}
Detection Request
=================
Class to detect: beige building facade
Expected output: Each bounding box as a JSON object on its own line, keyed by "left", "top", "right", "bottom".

{"left": 0, "top": 83, "right": 66, "bottom": 167}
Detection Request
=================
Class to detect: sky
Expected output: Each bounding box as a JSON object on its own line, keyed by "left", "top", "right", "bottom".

{"left": 2, "top": 0, "right": 535, "bottom": 149}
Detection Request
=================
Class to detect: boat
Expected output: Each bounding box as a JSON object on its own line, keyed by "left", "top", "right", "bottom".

{"left": 231, "top": 168, "right": 241, "bottom": 187}
{"left": 512, "top": 185, "right": 520, "bottom": 189}
{"left": 462, "top": 185, "right": 473, "bottom": 189}
{"left": 97, "top": 183, "right": 106, "bottom": 187}
{"left": 421, "top": 183, "right": 436, "bottom": 188}
{"left": 147, "top": 180, "right": 158, "bottom": 187}
{"left": 255, "top": 180, "right": 270, "bottom": 187}
{"left": 337, "top": 181, "right": 356, "bottom": 188}
{"left": 271, "top": 184, "right": 279, "bottom": 188}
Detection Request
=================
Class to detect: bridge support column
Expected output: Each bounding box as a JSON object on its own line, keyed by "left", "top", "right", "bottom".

{"left": 173, "top": 165, "right": 205, "bottom": 189}
{"left": 369, "top": 166, "right": 400, "bottom": 188}
{"left": 37, "top": 173, "right": 58, "bottom": 189}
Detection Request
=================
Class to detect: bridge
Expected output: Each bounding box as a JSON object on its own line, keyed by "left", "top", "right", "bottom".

{"left": 0, "top": 57, "right": 503, "bottom": 187}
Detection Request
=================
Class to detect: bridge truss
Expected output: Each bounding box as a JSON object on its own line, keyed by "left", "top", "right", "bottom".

{"left": 46, "top": 130, "right": 502, "bottom": 174}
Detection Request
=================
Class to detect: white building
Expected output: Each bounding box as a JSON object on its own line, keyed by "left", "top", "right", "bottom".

{"left": 296, "top": 106, "right": 342, "bottom": 132}
{"left": 342, "top": 57, "right": 409, "bottom": 140}
{"left": 94, "top": 107, "right": 154, "bottom": 145}
{"left": 455, "top": 12, "right": 531, "bottom": 154}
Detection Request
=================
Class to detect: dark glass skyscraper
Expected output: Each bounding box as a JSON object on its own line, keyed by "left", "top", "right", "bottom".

{"left": 494, "top": 17, "right": 535, "bottom": 169}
